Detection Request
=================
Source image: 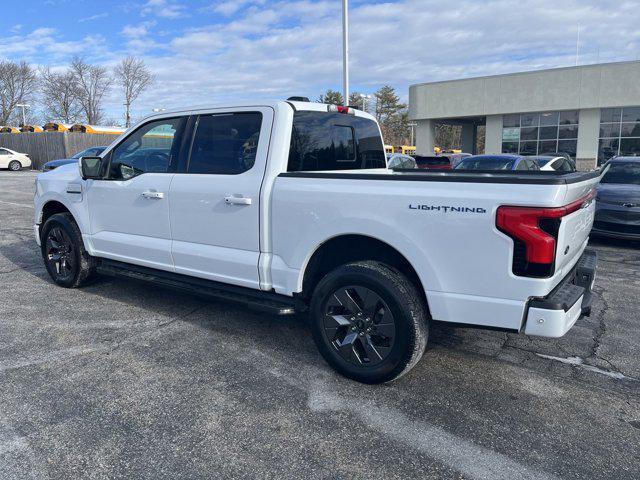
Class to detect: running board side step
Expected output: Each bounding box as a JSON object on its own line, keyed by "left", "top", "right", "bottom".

{"left": 96, "top": 259, "right": 298, "bottom": 316}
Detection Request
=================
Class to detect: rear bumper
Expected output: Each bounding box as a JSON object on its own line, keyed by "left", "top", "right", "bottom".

{"left": 523, "top": 249, "right": 597, "bottom": 337}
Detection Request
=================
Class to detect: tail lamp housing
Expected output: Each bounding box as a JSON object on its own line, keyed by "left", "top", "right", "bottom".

{"left": 496, "top": 190, "right": 596, "bottom": 278}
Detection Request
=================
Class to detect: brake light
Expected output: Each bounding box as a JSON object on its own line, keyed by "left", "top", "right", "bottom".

{"left": 496, "top": 190, "right": 596, "bottom": 277}
{"left": 328, "top": 105, "right": 355, "bottom": 115}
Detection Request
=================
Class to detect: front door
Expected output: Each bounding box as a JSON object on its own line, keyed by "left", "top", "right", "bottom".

{"left": 85, "top": 116, "right": 187, "bottom": 271}
{"left": 169, "top": 108, "right": 273, "bottom": 289}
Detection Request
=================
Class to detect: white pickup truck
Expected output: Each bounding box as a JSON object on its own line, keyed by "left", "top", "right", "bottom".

{"left": 34, "top": 100, "right": 603, "bottom": 383}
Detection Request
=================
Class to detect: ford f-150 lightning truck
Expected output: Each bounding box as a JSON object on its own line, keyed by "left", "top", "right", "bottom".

{"left": 34, "top": 100, "right": 603, "bottom": 383}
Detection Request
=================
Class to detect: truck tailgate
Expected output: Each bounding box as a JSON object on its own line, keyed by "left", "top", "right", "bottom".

{"left": 554, "top": 174, "right": 600, "bottom": 274}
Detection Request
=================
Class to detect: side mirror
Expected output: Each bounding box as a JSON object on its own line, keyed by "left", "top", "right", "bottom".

{"left": 80, "top": 156, "right": 103, "bottom": 180}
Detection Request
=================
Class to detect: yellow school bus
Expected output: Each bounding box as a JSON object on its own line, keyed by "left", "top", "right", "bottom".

{"left": 20, "top": 125, "right": 44, "bottom": 132}
{"left": 43, "top": 122, "right": 72, "bottom": 132}
{"left": 69, "top": 124, "right": 124, "bottom": 135}
{"left": 401, "top": 145, "right": 416, "bottom": 155}
{"left": 384, "top": 145, "right": 395, "bottom": 154}
{"left": 0, "top": 126, "right": 20, "bottom": 133}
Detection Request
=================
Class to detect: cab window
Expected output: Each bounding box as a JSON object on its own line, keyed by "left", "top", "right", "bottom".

{"left": 187, "top": 112, "right": 262, "bottom": 175}
{"left": 287, "top": 111, "right": 386, "bottom": 171}
{"left": 108, "top": 117, "right": 185, "bottom": 180}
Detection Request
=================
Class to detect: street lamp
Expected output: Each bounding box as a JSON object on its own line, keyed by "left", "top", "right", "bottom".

{"left": 16, "top": 104, "right": 30, "bottom": 127}
{"left": 342, "top": 0, "right": 349, "bottom": 106}
{"left": 152, "top": 108, "right": 166, "bottom": 113}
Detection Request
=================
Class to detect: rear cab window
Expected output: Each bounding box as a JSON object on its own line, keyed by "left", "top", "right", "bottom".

{"left": 287, "top": 111, "right": 386, "bottom": 171}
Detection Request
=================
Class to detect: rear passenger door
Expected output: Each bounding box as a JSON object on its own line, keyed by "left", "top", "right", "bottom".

{"left": 169, "top": 108, "right": 273, "bottom": 289}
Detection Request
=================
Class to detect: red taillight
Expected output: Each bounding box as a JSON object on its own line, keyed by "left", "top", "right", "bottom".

{"left": 496, "top": 190, "right": 596, "bottom": 276}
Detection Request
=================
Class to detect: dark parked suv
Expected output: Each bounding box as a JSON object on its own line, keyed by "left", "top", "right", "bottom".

{"left": 592, "top": 157, "right": 640, "bottom": 240}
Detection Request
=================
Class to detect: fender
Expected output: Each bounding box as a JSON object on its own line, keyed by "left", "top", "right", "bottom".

{"left": 291, "top": 217, "right": 441, "bottom": 297}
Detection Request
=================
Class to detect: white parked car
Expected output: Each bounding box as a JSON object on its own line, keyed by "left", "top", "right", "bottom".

{"left": 529, "top": 155, "right": 576, "bottom": 172}
{"left": 33, "top": 100, "right": 603, "bottom": 383}
{"left": 0, "top": 147, "right": 31, "bottom": 171}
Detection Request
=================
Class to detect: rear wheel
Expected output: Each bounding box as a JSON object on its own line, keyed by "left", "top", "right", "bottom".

{"left": 41, "top": 213, "right": 96, "bottom": 288}
{"left": 310, "top": 261, "right": 428, "bottom": 384}
{"left": 8, "top": 160, "right": 21, "bottom": 171}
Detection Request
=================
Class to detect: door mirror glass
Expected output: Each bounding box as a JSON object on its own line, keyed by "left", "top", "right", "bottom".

{"left": 80, "top": 156, "right": 103, "bottom": 179}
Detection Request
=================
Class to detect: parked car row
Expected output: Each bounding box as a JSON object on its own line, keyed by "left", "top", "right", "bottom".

{"left": 0, "top": 146, "right": 108, "bottom": 172}
{"left": 388, "top": 152, "right": 577, "bottom": 172}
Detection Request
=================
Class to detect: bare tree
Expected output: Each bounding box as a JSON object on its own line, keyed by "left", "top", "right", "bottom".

{"left": 40, "top": 67, "right": 82, "bottom": 124}
{"left": 70, "top": 56, "right": 112, "bottom": 124}
{"left": 0, "top": 60, "right": 38, "bottom": 125}
{"left": 114, "top": 56, "right": 153, "bottom": 127}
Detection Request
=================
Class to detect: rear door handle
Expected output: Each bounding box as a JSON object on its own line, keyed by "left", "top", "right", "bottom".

{"left": 141, "top": 190, "right": 164, "bottom": 199}
{"left": 224, "top": 195, "right": 252, "bottom": 205}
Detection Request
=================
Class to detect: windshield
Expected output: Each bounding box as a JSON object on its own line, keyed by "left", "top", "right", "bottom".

{"left": 72, "top": 147, "right": 104, "bottom": 159}
{"left": 455, "top": 158, "right": 515, "bottom": 170}
{"left": 601, "top": 162, "right": 640, "bottom": 185}
{"left": 533, "top": 157, "right": 553, "bottom": 166}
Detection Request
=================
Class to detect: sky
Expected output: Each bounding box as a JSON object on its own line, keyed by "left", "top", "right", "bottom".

{"left": 1, "top": 0, "right": 640, "bottom": 124}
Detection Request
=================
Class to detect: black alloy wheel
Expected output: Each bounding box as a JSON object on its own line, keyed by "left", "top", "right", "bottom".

{"left": 310, "top": 261, "right": 429, "bottom": 384}
{"left": 45, "top": 226, "right": 76, "bottom": 282}
{"left": 322, "top": 285, "right": 396, "bottom": 366}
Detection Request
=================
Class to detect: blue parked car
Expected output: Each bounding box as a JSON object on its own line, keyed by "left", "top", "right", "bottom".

{"left": 454, "top": 154, "right": 540, "bottom": 171}
{"left": 42, "top": 146, "right": 107, "bottom": 171}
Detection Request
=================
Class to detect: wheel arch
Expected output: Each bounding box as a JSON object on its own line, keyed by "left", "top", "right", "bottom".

{"left": 300, "top": 233, "right": 430, "bottom": 314}
{"left": 38, "top": 200, "right": 75, "bottom": 241}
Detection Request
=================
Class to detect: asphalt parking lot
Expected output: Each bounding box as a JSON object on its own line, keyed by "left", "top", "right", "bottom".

{"left": 1, "top": 170, "right": 639, "bottom": 480}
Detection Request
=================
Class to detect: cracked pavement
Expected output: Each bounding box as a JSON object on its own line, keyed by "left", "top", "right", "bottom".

{"left": 1, "top": 171, "right": 639, "bottom": 479}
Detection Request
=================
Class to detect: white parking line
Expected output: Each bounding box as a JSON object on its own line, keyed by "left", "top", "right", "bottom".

{"left": 308, "top": 386, "right": 560, "bottom": 480}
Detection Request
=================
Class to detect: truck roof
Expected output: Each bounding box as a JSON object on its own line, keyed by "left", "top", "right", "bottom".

{"left": 143, "top": 100, "right": 377, "bottom": 123}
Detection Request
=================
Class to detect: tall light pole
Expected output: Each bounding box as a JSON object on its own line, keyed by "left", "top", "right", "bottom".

{"left": 342, "top": 0, "right": 349, "bottom": 106}
{"left": 16, "top": 104, "right": 29, "bottom": 127}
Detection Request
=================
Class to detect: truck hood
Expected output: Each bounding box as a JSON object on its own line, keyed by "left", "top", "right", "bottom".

{"left": 38, "top": 161, "right": 81, "bottom": 180}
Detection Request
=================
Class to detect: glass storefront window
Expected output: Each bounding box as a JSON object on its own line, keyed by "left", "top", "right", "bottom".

{"left": 520, "top": 113, "right": 539, "bottom": 127}
{"left": 520, "top": 127, "right": 538, "bottom": 141}
{"left": 559, "top": 110, "right": 579, "bottom": 125}
{"left": 539, "top": 126, "right": 558, "bottom": 140}
{"left": 501, "top": 142, "right": 518, "bottom": 153}
{"left": 502, "top": 110, "right": 579, "bottom": 158}
{"left": 621, "top": 122, "right": 640, "bottom": 138}
{"left": 599, "top": 106, "right": 640, "bottom": 164}
{"left": 558, "top": 125, "right": 578, "bottom": 139}
{"left": 558, "top": 140, "right": 577, "bottom": 158}
{"left": 622, "top": 107, "right": 640, "bottom": 123}
{"left": 539, "top": 112, "right": 559, "bottom": 126}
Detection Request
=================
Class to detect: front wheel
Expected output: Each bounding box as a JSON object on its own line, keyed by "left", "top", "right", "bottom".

{"left": 41, "top": 213, "right": 96, "bottom": 288}
{"left": 310, "top": 261, "right": 429, "bottom": 384}
{"left": 8, "top": 160, "right": 21, "bottom": 171}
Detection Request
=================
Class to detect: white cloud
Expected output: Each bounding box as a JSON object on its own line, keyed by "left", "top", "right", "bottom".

{"left": 78, "top": 13, "right": 109, "bottom": 23}
{"left": 122, "top": 21, "right": 156, "bottom": 38}
{"left": 141, "top": 0, "right": 186, "bottom": 19}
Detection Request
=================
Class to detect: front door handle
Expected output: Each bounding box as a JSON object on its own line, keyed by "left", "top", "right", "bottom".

{"left": 224, "top": 195, "right": 252, "bottom": 206}
{"left": 141, "top": 190, "right": 164, "bottom": 199}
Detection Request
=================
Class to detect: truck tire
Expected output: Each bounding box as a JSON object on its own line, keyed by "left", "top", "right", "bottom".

{"left": 41, "top": 213, "right": 96, "bottom": 288}
{"left": 8, "top": 160, "right": 21, "bottom": 171}
{"left": 310, "top": 261, "right": 428, "bottom": 384}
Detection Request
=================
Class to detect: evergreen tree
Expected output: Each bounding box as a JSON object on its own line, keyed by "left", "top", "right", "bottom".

{"left": 317, "top": 89, "right": 344, "bottom": 105}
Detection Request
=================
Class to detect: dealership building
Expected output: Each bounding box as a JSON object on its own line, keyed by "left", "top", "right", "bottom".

{"left": 409, "top": 60, "right": 640, "bottom": 169}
